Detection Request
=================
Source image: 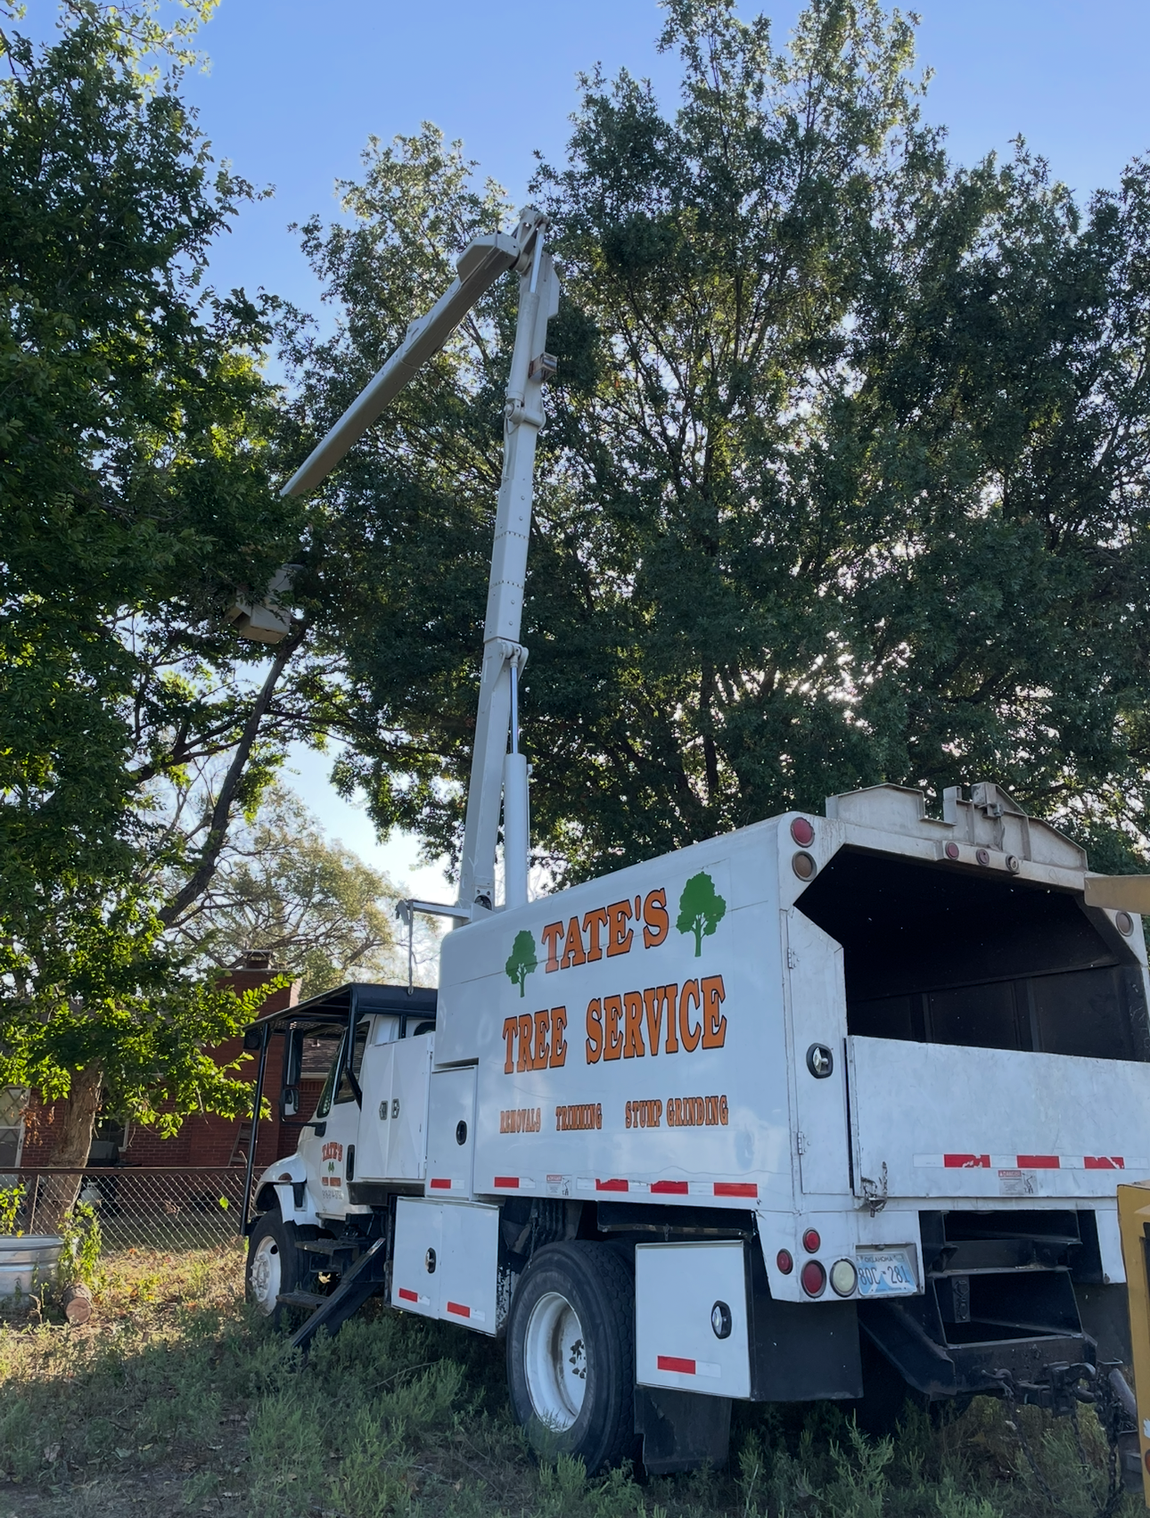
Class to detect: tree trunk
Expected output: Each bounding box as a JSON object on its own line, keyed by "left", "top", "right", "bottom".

{"left": 33, "top": 1063, "right": 103, "bottom": 1235}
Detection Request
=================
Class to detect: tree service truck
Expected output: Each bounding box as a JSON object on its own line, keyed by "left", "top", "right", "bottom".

{"left": 240, "top": 210, "right": 1150, "bottom": 1475}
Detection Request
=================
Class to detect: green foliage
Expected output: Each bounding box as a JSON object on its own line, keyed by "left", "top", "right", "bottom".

{"left": 0, "top": 1182, "right": 24, "bottom": 1235}
{"left": 0, "top": 4, "right": 342, "bottom": 1156}
{"left": 58, "top": 1201, "right": 102, "bottom": 1288}
{"left": 506, "top": 929, "right": 539, "bottom": 996}
{"left": 675, "top": 871, "right": 727, "bottom": 956}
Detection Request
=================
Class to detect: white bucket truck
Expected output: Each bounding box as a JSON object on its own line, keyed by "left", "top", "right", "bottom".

{"left": 241, "top": 212, "right": 1150, "bottom": 1473}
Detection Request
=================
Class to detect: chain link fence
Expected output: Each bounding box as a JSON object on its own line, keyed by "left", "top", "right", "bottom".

{"left": 2, "top": 1168, "right": 251, "bottom": 1254}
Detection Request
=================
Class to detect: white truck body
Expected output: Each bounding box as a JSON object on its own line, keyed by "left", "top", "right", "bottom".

{"left": 251, "top": 780, "right": 1149, "bottom": 1461}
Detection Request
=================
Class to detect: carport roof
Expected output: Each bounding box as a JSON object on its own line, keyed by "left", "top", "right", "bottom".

{"left": 244, "top": 981, "right": 438, "bottom": 1035}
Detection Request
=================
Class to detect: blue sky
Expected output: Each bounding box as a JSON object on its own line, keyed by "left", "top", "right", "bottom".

{"left": 33, "top": 1, "right": 1150, "bottom": 897}
{"left": 176, "top": 0, "right": 1150, "bottom": 323}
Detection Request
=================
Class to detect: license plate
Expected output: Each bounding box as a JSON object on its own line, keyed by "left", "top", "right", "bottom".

{"left": 856, "top": 1248, "right": 917, "bottom": 1297}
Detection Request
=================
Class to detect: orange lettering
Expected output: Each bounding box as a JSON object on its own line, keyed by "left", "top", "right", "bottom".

{"left": 534, "top": 1008, "right": 550, "bottom": 1069}
{"left": 560, "top": 916, "right": 586, "bottom": 969}
{"left": 642, "top": 986, "right": 666, "bottom": 1056}
{"left": 623, "top": 991, "right": 645, "bottom": 1058}
{"left": 663, "top": 982, "right": 680, "bottom": 1054}
{"left": 603, "top": 994, "right": 623, "bottom": 1059}
{"left": 502, "top": 1016, "right": 517, "bottom": 1074}
{"left": 643, "top": 889, "right": 669, "bottom": 949}
{"left": 541, "top": 922, "right": 564, "bottom": 973}
{"left": 583, "top": 907, "right": 609, "bottom": 961}
{"left": 679, "top": 980, "right": 701, "bottom": 1052}
{"left": 701, "top": 975, "right": 727, "bottom": 1049}
{"left": 517, "top": 1013, "right": 533, "bottom": 1071}
{"left": 550, "top": 1006, "right": 568, "bottom": 1067}
{"left": 585, "top": 998, "right": 603, "bottom": 1063}
{"left": 606, "top": 899, "right": 634, "bottom": 956}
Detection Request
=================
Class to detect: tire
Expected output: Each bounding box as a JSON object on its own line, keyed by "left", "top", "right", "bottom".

{"left": 245, "top": 1208, "right": 302, "bottom": 1320}
{"left": 506, "top": 1241, "right": 636, "bottom": 1474}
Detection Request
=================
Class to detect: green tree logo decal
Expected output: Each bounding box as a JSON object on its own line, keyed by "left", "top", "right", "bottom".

{"left": 505, "top": 929, "right": 538, "bottom": 997}
{"left": 676, "top": 872, "right": 726, "bottom": 957}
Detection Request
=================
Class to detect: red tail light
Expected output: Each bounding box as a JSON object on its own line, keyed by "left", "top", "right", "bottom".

{"left": 802, "top": 1228, "right": 821, "bottom": 1253}
{"left": 801, "top": 1260, "right": 826, "bottom": 1297}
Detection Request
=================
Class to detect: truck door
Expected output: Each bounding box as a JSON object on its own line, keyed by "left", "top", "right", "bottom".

{"left": 299, "top": 1017, "right": 369, "bottom": 1216}
{"left": 784, "top": 909, "right": 852, "bottom": 1197}
{"left": 355, "top": 1020, "right": 432, "bottom": 1182}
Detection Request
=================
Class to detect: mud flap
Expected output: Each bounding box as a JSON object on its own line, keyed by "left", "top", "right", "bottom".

{"left": 634, "top": 1386, "right": 731, "bottom": 1475}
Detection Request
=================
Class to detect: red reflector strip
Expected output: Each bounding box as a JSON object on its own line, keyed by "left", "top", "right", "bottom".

{"left": 714, "top": 1182, "right": 758, "bottom": 1198}
{"left": 446, "top": 1300, "right": 470, "bottom": 1318}
{"left": 398, "top": 1288, "right": 418, "bottom": 1303}
{"left": 1085, "top": 1156, "right": 1124, "bottom": 1169}
{"left": 943, "top": 1153, "right": 991, "bottom": 1168}
{"left": 596, "top": 1178, "right": 628, "bottom": 1192}
{"left": 657, "top": 1355, "right": 695, "bottom": 1375}
{"left": 429, "top": 1178, "right": 451, "bottom": 1189}
{"left": 1018, "top": 1155, "right": 1060, "bottom": 1169}
{"left": 650, "top": 1180, "right": 689, "bottom": 1195}
{"left": 494, "top": 1176, "right": 519, "bottom": 1189}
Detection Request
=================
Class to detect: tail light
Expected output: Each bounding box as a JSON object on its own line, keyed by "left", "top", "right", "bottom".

{"left": 801, "top": 1260, "right": 826, "bottom": 1297}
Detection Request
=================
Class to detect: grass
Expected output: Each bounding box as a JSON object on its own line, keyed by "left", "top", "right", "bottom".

{"left": 0, "top": 1248, "right": 1140, "bottom": 1518}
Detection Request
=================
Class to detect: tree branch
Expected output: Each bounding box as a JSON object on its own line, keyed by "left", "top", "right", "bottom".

{"left": 159, "top": 619, "right": 309, "bottom": 928}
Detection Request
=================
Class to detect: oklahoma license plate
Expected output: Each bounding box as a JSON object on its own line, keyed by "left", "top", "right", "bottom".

{"left": 856, "top": 1248, "right": 917, "bottom": 1297}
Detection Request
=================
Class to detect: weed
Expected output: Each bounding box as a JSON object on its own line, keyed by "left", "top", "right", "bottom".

{"left": 0, "top": 1181, "right": 25, "bottom": 1234}
{"left": 57, "top": 1203, "right": 103, "bottom": 1290}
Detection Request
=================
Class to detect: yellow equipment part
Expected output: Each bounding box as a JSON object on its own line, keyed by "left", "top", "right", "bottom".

{"left": 1119, "top": 1182, "right": 1150, "bottom": 1506}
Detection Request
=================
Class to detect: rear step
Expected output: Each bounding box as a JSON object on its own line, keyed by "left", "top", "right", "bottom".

{"left": 287, "top": 1236, "right": 387, "bottom": 1353}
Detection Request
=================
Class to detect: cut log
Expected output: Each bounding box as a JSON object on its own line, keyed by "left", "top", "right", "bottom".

{"left": 62, "top": 1282, "right": 93, "bottom": 1325}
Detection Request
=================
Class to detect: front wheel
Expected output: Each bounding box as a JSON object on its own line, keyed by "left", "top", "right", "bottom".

{"left": 245, "top": 1208, "right": 302, "bottom": 1319}
{"left": 506, "top": 1241, "right": 635, "bottom": 1474}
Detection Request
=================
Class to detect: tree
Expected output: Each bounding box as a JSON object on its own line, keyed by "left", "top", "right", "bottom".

{"left": 289, "top": 0, "right": 1150, "bottom": 886}
{"left": 505, "top": 931, "right": 538, "bottom": 997}
{"left": 676, "top": 873, "right": 726, "bottom": 957}
{"left": 0, "top": 2, "right": 341, "bottom": 1197}
{"left": 171, "top": 785, "right": 436, "bottom": 997}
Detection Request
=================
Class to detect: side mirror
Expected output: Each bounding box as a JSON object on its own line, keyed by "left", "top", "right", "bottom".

{"left": 279, "top": 1084, "right": 300, "bottom": 1119}
{"left": 242, "top": 1028, "right": 262, "bottom": 1051}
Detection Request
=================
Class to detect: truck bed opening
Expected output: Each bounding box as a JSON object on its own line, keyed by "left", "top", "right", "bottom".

{"left": 797, "top": 849, "right": 1149, "bottom": 1061}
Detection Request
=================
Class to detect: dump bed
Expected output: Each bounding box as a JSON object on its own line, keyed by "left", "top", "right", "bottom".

{"left": 792, "top": 783, "right": 1150, "bottom": 1215}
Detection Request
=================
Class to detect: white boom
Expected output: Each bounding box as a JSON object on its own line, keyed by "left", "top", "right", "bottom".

{"left": 280, "top": 208, "right": 560, "bottom": 918}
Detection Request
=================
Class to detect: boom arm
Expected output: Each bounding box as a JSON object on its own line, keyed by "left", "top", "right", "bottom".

{"left": 279, "top": 208, "right": 560, "bottom": 918}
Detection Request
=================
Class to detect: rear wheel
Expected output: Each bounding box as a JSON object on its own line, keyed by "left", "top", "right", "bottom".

{"left": 506, "top": 1241, "right": 635, "bottom": 1473}
{"left": 246, "top": 1208, "right": 302, "bottom": 1320}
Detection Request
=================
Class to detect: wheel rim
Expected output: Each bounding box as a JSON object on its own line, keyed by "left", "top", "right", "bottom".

{"left": 249, "top": 1235, "right": 282, "bottom": 1314}
{"left": 524, "top": 1289, "right": 587, "bottom": 1431}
